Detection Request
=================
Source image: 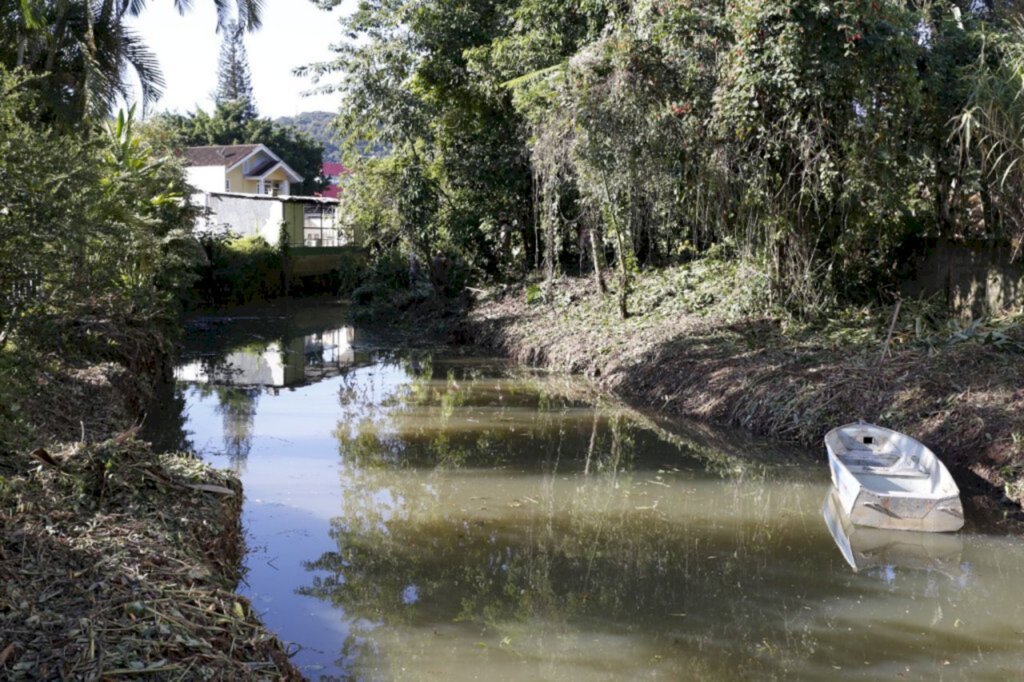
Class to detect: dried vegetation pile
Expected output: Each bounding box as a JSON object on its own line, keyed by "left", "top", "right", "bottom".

{"left": 0, "top": 437, "right": 300, "bottom": 680}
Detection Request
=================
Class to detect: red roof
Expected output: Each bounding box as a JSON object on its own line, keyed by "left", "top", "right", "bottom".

{"left": 318, "top": 162, "right": 350, "bottom": 198}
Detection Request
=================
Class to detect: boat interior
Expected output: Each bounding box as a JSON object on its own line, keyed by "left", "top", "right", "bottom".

{"left": 833, "top": 428, "right": 928, "bottom": 479}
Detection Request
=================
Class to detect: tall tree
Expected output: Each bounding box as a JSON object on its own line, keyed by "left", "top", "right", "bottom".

{"left": 216, "top": 21, "right": 257, "bottom": 119}
{"left": 304, "top": 0, "right": 536, "bottom": 279}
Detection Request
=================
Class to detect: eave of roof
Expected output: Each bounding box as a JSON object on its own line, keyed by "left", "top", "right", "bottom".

{"left": 206, "top": 191, "right": 339, "bottom": 204}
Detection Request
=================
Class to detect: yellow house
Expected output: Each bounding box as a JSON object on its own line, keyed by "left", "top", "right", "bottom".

{"left": 183, "top": 144, "right": 303, "bottom": 196}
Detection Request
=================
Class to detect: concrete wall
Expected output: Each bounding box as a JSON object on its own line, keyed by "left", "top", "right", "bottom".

{"left": 204, "top": 194, "right": 284, "bottom": 245}
{"left": 194, "top": 192, "right": 344, "bottom": 252}
{"left": 904, "top": 239, "right": 1024, "bottom": 317}
{"left": 288, "top": 246, "right": 367, "bottom": 280}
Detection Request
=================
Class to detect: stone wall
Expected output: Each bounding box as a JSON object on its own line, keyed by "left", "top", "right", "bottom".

{"left": 904, "top": 240, "right": 1024, "bottom": 317}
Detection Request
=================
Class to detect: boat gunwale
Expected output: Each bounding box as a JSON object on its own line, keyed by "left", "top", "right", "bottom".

{"left": 826, "top": 423, "right": 957, "bottom": 499}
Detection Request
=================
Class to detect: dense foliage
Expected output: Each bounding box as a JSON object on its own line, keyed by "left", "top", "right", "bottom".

{"left": 0, "top": 70, "right": 199, "bottom": 349}
{"left": 0, "top": 67, "right": 202, "bottom": 448}
{"left": 312, "top": 0, "right": 1024, "bottom": 317}
{"left": 196, "top": 235, "right": 285, "bottom": 305}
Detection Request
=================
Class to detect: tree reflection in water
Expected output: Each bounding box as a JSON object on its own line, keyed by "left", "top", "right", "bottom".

{"left": 154, "top": 305, "right": 1024, "bottom": 680}
{"left": 212, "top": 386, "right": 260, "bottom": 470}
{"left": 297, "top": 356, "right": 841, "bottom": 679}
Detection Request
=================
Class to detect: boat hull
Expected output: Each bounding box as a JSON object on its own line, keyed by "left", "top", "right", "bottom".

{"left": 822, "top": 491, "right": 964, "bottom": 572}
{"left": 826, "top": 425, "right": 964, "bottom": 533}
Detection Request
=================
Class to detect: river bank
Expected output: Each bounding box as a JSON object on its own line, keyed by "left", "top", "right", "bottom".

{"left": 461, "top": 264, "right": 1024, "bottom": 521}
{"left": 0, "top": 332, "right": 300, "bottom": 678}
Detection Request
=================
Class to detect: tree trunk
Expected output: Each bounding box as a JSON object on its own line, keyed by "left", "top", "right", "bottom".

{"left": 590, "top": 224, "right": 607, "bottom": 295}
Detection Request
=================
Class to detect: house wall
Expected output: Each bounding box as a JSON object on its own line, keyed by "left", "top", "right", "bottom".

{"left": 186, "top": 166, "right": 226, "bottom": 194}
{"left": 263, "top": 167, "right": 292, "bottom": 195}
{"left": 225, "top": 166, "right": 245, "bottom": 193}
{"left": 206, "top": 194, "right": 285, "bottom": 245}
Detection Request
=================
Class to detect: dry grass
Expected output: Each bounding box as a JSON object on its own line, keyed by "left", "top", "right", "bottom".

{"left": 0, "top": 437, "right": 301, "bottom": 680}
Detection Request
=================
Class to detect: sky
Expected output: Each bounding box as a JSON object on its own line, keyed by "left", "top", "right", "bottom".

{"left": 127, "top": 0, "right": 356, "bottom": 119}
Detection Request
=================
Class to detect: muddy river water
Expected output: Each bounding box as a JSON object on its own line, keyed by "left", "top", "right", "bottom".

{"left": 146, "top": 300, "right": 1024, "bottom": 680}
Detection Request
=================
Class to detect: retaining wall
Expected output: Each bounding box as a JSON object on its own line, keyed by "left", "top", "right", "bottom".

{"left": 904, "top": 239, "right": 1023, "bottom": 317}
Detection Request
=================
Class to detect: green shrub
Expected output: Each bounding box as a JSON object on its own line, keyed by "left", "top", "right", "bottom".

{"left": 336, "top": 249, "right": 370, "bottom": 295}
{"left": 199, "top": 235, "right": 284, "bottom": 305}
{"left": 525, "top": 284, "right": 544, "bottom": 305}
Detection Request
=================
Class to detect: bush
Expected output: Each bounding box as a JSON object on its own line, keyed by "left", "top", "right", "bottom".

{"left": 336, "top": 248, "right": 370, "bottom": 296}
{"left": 198, "top": 235, "right": 284, "bottom": 305}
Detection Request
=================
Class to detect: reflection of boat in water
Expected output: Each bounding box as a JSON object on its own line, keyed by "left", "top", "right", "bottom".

{"left": 175, "top": 326, "right": 355, "bottom": 388}
{"left": 826, "top": 422, "right": 963, "bottom": 532}
{"left": 822, "top": 490, "right": 963, "bottom": 574}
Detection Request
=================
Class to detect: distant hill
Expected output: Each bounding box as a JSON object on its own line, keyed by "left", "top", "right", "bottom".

{"left": 274, "top": 111, "right": 341, "bottom": 163}
{"left": 274, "top": 111, "right": 389, "bottom": 163}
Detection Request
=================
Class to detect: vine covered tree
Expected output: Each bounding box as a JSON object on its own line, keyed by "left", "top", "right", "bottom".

{"left": 309, "top": 0, "right": 1024, "bottom": 317}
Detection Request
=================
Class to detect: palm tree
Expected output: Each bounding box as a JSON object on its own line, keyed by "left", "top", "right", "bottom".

{"left": 0, "top": 0, "right": 264, "bottom": 125}
{"left": 121, "top": 0, "right": 264, "bottom": 32}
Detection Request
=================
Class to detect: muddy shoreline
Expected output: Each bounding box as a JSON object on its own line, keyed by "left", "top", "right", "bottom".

{"left": 459, "top": 277, "right": 1024, "bottom": 528}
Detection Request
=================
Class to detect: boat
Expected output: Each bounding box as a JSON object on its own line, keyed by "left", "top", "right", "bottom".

{"left": 822, "top": 491, "right": 964, "bottom": 574}
{"left": 825, "top": 422, "right": 963, "bottom": 532}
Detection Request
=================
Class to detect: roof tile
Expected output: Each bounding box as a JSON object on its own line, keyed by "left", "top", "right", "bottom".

{"left": 182, "top": 144, "right": 262, "bottom": 167}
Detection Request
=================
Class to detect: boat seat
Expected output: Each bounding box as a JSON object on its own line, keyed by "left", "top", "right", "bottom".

{"left": 841, "top": 454, "right": 899, "bottom": 468}
{"left": 843, "top": 463, "right": 929, "bottom": 478}
{"left": 838, "top": 431, "right": 899, "bottom": 455}
{"left": 840, "top": 452, "right": 929, "bottom": 478}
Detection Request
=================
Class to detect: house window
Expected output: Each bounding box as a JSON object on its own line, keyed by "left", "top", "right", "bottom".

{"left": 264, "top": 180, "right": 282, "bottom": 196}
{"left": 303, "top": 204, "right": 340, "bottom": 246}
{"left": 225, "top": 179, "right": 231, "bottom": 191}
